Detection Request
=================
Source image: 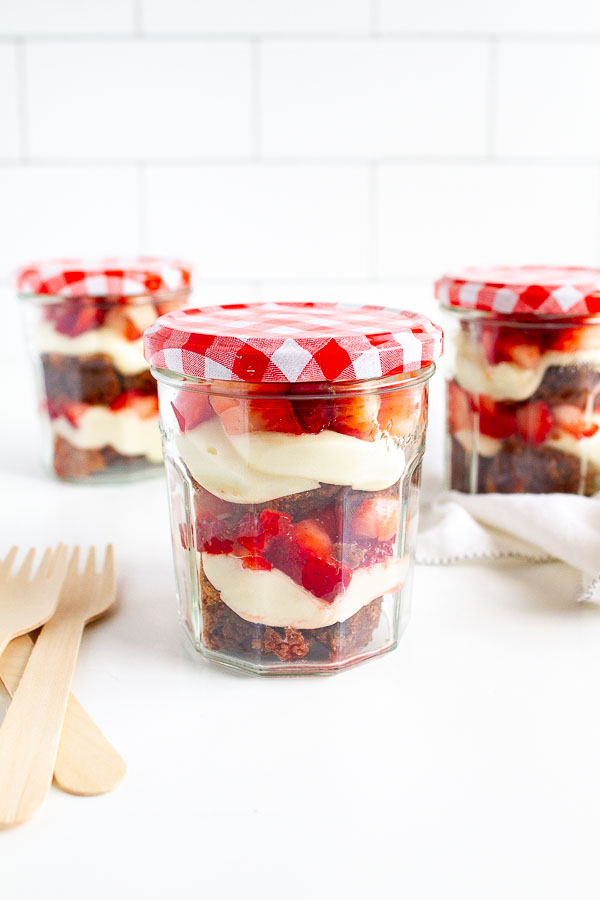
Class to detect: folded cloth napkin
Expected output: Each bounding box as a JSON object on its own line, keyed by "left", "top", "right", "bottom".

{"left": 417, "top": 491, "right": 600, "bottom": 603}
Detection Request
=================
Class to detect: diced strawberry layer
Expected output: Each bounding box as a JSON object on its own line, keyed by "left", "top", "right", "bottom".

{"left": 378, "top": 387, "right": 423, "bottom": 438}
{"left": 516, "top": 401, "right": 554, "bottom": 445}
{"left": 480, "top": 326, "right": 543, "bottom": 369}
{"left": 552, "top": 404, "right": 599, "bottom": 439}
{"left": 331, "top": 395, "right": 381, "bottom": 441}
{"left": 477, "top": 395, "right": 517, "bottom": 439}
{"left": 210, "top": 396, "right": 302, "bottom": 436}
{"left": 171, "top": 390, "right": 212, "bottom": 432}
{"left": 352, "top": 497, "right": 399, "bottom": 542}
{"left": 292, "top": 398, "right": 334, "bottom": 434}
{"left": 52, "top": 304, "right": 103, "bottom": 337}
{"left": 448, "top": 381, "right": 473, "bottom": 433}
{"left": 109, "top": 390, "right": 158, "bottom": 419}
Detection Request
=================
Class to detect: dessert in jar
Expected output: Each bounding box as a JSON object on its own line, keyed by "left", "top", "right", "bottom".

{"left": 17, "top": 258, "right": 191, "bottom": 482}
{"left": 437, "top": 266, "right": 600, "bottom": 494}
{"left": 143, "top": 302, "right": 443, "bottom": 675}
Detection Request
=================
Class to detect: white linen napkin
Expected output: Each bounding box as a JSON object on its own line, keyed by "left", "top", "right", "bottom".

{"left": 417, "top": 491, "right": 600, "bottom": 603}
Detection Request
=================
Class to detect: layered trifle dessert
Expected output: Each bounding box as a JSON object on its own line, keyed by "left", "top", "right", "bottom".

{"left": 144, "top": 302, "right": 443, "bottom": 674}
{"left": 18, "top": 259, "right": 191, "bottom": 481}
{"left": 437, "top": 266, "right": 600, "bottom": 495}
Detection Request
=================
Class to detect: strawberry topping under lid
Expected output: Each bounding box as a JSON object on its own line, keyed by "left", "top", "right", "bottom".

{"left": 143, "top": 301, "right": 443, "bottom": 384}
{"left": 436, "top": 266, "right": 600, "bottom": 317}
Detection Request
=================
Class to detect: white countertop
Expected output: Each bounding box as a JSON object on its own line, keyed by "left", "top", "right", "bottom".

{"left": 2, "top": 295, "right": 600, "bottom": 899}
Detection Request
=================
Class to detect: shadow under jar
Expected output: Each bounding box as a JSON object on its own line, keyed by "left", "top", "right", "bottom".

{"left": 144, "top": 302, "right": 443, "bottom": 675}
{"left": 437, "top": 265, "right": 600, "bottom": 495}
{"left": 18, "top": 258, "right": 191, "bottom": 483}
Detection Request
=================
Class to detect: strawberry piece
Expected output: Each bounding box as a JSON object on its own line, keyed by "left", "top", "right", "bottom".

{"left": 378, "top": 387, "right": 423, "bottom": 438}
{"left": 54, "top": 304, "right": 102, "bottom": 337}
{"left": 110, "top": 390, "right": 158, "bottom": 419}
{"left": 477, "top": 395, "right": 517, "bottom": 439}
{"left": 516, "top": 401, "right": 554, "bottom": 445}
{"left": 447, "top": 381, "right": 473, "bottom": 433}
{"left": 552, "top": 404, "right": 599, "bottom": 439}
{"left": 171, "top": 391, "right": 212, "bottom": 432}
{"left": 62, "top": 402, "right": 89, "bottom": 427}
{"left": 292, "top": 398, "right": 334, "bottom": 434}
{"left": 242, "top": 556, "right": 272, "bottom": 571}
{"left": 196, "top": 513, "right": 234, "bottom": 554}
{"left": 258, "top": 509, "right": 292, "bottom": 538}
{"left": 480, "top": 327, "right": 542, "bottom": 369}
{"left": 210, "top": 396, "right": 302, "bottom": 436}
{"left": 550, "top": 325, "right": 600, "bottom": 354}
{"left": 104, "top": 307, "right": 143, "bottom": 341}
{"left": 292, "top": 519, "right": 333, "bottom": 557}
{"left": 331, "top": 395, "right": 381, "bottom": 441}
{"left": 301, "top": 555, "right": 351, "bottom": 601}
{"left": 236, "top": 512, "right": 268, "bottom": 553}
{"left": 352, "top": 497, "right": 400, "bottom": 542}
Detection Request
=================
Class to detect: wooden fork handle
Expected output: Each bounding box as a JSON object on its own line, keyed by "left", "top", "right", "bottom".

{"left": 0, "top": 612, "right": 86, "bottom": 826}
{"left": 0, "top": 636, "right": 126, "bottom": 796}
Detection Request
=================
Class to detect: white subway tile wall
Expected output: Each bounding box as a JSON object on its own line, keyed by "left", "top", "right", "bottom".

{"left": 1, "top": 0, "right": 599, "bottom": 307}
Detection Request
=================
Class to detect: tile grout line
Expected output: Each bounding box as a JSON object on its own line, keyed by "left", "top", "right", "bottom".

{"left": 367, "top": 162, "right": 379, "bottom": 280}
{"left": 486, "top": 37, "right": 499, "bottom": 159}
{"left": 251, "top": 37, "right": 262, "bottom": 159}
{"left": 14, "top": 38, "right": 29, "bottom": 161}
{"left": 136, "top": 162, "right": 147, "bottom": 253}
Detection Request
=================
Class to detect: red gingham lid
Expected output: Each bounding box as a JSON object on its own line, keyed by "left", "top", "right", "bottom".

{"left": 436, "top": 266, "right": 600, "bottom": 317}
{"left": 143, "top": 302, "right": 443, "bottom": 384}
{"left": 16, "top": 257, "right": 192, "bottom": 298}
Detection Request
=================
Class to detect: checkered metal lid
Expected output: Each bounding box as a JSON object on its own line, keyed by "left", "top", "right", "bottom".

{"left": 17, "top": 257, "right": 192, "bottom": 298}
{"left": 436, "top": 266, "right": 600, "bottom": 316}
{"left": 143, "top": 302, "right": 443, "bottom": 384}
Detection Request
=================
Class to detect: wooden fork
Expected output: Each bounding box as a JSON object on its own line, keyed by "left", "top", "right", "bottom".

{"left": 0, "top": 545, "right": 117, "bottom": 828}
{"left": 0, "top": 545, "right": 68, "bottom": 657}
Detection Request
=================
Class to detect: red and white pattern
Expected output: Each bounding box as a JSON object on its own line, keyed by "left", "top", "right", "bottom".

{"left": 143, "top": 302, "right": 443, "bottom": 383}
{"left": 17, "top": 257, "right": 192, "bottom": 298}
{"left": 436, "top": 266, "right": 600, "bottom": 317}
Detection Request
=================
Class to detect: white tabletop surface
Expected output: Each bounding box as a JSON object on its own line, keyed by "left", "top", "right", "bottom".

{"left": 2, "top": 292, "right": 600, "bottom": 900}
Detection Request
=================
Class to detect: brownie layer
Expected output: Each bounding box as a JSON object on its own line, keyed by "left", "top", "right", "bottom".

{"left": 529, "top": 364, "right": 600, "bottom": 408}
{"left": 450, "top": 434, "right": 596, "bottom": 494}
{"left": 53, "top": 435, "right": 153, "bottom": 479}
{"left": 200, "top": 560, "right": 384, "bottom": 663}
{"left": 41, "top": 352, "right": 155, "bottom": 407}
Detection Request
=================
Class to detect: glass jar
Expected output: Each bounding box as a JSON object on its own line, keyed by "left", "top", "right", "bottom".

{"left": 17, "top": 258, "right": 191, "bottom": 482}
{"left": 437, "top": 266, "right": 600, "bottom": 495}
{"left": 144, "top": 302, "right": 443, "bottom": 675}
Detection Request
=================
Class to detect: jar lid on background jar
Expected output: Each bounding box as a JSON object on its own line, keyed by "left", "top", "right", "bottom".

{"left": 16, "top": 257, "right": 192, "bottom": 298}
{"left": 143, "top": 302, "right": 443, "bottom": 384}
{"left": 436, "top": 266, "right": 600, "bottom": 317}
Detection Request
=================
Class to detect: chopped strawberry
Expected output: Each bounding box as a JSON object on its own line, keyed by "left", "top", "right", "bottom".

{"left": 210, "top": 396, "right": 302, "bottom": 436}
{"left": 516, "top": 401, "right": 554, "bottom": 445}
{"left": 53, "top": 304, "right": 102, "bottom": 337}
{"left": 104, "top": 307, "right": 143, "bottom": 341}
{"left": 258, "top": 509, "right": 292, "bottom": 538}
{"left": 352, "top": 497, "right": 400, "bottom": 542}
{"left": 378, "top": 387, "right": 423, "bottom": 438}
{"left": 292, "top": 398, "right": 334, "bottom": 434}
{"left": 242, "top": 556, "right": 272, "bottom": 571}
{"left": 477, "top": 395, "right": 517, "bottom": 439}
{"left": 62, "top": 402, "right": 89, "bottom": 427}
{"left": 331, "top": 395, "right": 381, "bottom": 441}
{"left": 481, "top": 327, "right": 542, "bottom": 369}
{"left": 196, "top": 513, "right": 234, "bottom": 554}
{"left": 110, "top": 390, "right": 158, "bottom": 419}
{"left": 447, "top": 381, "right": 473, "bottom": 433}
{"left": 292, "top": 519, "right": 333, "bottom": 557}
{"left": 171, "top": 391, "right": 212, "bottom": 432}
{"left": 301, "top": 555, "right": 351, "bottom": 601}
{"left": 550, "top": 325, "right": 600, "bottom": 354}
{"left": 236, "top": 512, "right": 268, "bottom": 553}
{"left": 552, "top": 404, "right": 599, "bottom": 439}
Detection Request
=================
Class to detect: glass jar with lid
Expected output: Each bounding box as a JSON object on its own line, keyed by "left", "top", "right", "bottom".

{"left": 437, "top": 266, "right": 600, "bottom": 494}
{"left": 144, "top": 301, "right": 443, "bottom": 675}
{"left": 18, "top": 258, "right": 191, "bottom": 482}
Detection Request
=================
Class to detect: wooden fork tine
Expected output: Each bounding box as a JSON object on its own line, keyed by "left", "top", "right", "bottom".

{"left": 83, "top": 546, "right": 97, "bottom": 579}
{"left": 15, "top": 548, "right": 36, "bottom": 583}
{"left": 101, "top": 545, "right": 115, "bottom": 593}
{"left": 33, "top": 547, "right": 54, "bottom": 581}
{"left": 0, "top": 546, "right": 18, "bottom": 580}
{"left": 43, "top": 544, "right": 69, "bottom": 586}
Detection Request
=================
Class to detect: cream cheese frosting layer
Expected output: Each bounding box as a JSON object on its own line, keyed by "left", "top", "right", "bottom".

{"left": 546, "top": 417, "right": 600, "bottom": 467}
{"left": 202, "top": 552, "right": 408, "bottom": 628}
{"left": 455, "top": 332, "right": 600, "bottom": 402}
{"left": 35, "top": 321, "right": 148, "bottom": 375}
{"left": 52, "top": 407, "right": 162, "bottom": 462}
{"left": 452, "top": 428, "right": 503, "bottom": 458}
{"left": 176, "top": 416, "right": 406, "bottom": 504}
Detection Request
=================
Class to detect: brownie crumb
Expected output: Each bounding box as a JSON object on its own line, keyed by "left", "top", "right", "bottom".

{"left": 262, "top": 627, "right": 312, "bottom": 661}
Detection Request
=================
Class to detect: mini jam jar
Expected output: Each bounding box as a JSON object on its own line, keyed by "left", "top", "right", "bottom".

{"left": 143, "top": 302, "right": 443, "bottom": 675}
{"left": 17, "top": 258, "right": 191, "bottom": 482}
{"left": 437, "top": 266, "right": 600, "bottom": 494}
